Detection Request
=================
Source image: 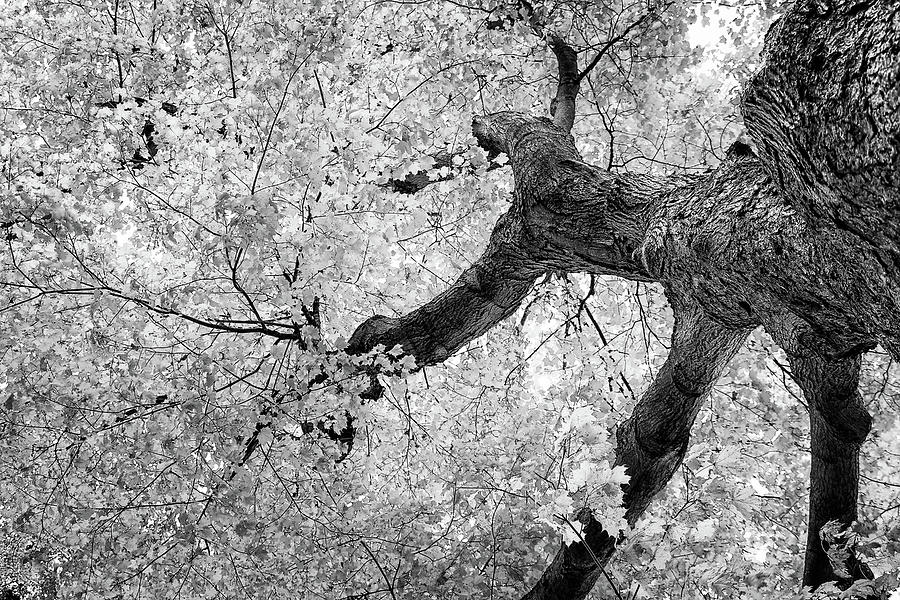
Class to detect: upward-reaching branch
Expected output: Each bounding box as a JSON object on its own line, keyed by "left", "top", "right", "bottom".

{"left": 549, "top": 35, "right": 580, "bottom": 132}
{"left": 535, "top": 2, "right": 667, "bottom": 133}
{"left": 576, "top": 4, "right": 667, "bottom": 84}
{"left": 523, "top": 303, "right": 750, "bottom": 600}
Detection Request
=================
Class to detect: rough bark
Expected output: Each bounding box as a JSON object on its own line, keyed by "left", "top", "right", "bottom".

{"left": 743, "top": 0, "right": 900, "bottom": 354}
{"left": 344, "top": 1, "right": 898, "bottom": 597}
{"left": 765, "top": 320, "right": 875, "bottom": 588}
{"left": 350, "top": 119, "right": 803, "bottom": 600}
{"left": 522, "top": 304, "right": 750, "bottom": 600}
{"left": 346, "top": 207, "right": 542, "bottom": 364}
{"left": 789, "top": 351, "right": 873, "bottom": 588}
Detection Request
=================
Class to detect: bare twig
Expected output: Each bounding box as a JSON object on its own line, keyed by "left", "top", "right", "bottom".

{"left": 575, "top": 6, "right": 666, "bottom": 84}
{"left": 251, "top": 56, "right": 309, "bottom": 194}
{"left": 206, "top": 4, "right": 238, "bottom": 99}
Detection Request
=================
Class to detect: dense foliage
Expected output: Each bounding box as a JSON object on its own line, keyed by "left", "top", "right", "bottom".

{"left": 0, "top": 0, "right": 898, "bottom": 598}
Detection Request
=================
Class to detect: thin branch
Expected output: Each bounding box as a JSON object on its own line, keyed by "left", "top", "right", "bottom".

{"left": 365, "top": 60, "right": 478, "bottom": 134}
{"left": 225, "top": 246, "right": 267, "bottom": 325}
{"left": 576, "top": 275, "right": 608, "bottom": 346}
{"left": 111, "top": 0, "right": 125, "bottom": 92}
{"left": 360, "top": 541, "right": 399, "bottom": 600}
{"left": 576, "top": 5, "right": 668, "bottom": 84}
{"left": 251, "top": 55, "right": 310, "bottom": 195}
{"left": 206, "top": 5, "right": 238, "bottom": 99}
{"left": 8, "top": 284, "right": 299, "bottom": 340}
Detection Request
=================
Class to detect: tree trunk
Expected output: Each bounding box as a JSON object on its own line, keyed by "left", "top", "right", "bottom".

{"left": 777, "top": 346, "right": 874, "bottom": 588}
{"left": 743, "top": 0, "right": 900, "bottom": 354}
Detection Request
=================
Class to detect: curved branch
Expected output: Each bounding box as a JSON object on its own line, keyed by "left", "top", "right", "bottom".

{"left": 0, "top": 283, "right": 300, "bottom": 340}
{"left": 523, "top": 302, "right": 750, "bottom": 600}
{"left": 346, "top": 209, "right": 543, "bottom": 365}
{"left": 545, "top": 3, "right": 670, "bottom": 132}
{"left": 549, "top": 36, "right": 580, "bottom": 132}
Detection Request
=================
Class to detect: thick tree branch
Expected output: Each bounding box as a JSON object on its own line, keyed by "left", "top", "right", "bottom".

{"left": 783, "top": 348, "right": 874, "bottom": 590}
{"left": 343, "top": 4, "right": 900, "bottom": 591}
{"left": 346, "top": 102, "right": 897, "bottom": 597}
{"left": 522, "top": 302, "right": 750, "bottom": 600}
{"left": 346, "top": 209, "right": 542, "bottom": 365}
{"left": 548, "top": 36, "right": 579, "bottom": 132}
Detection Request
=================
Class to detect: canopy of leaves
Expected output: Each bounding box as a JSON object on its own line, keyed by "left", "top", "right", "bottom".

{"left": 0, "top": 0, "right": 897, "bottom": 598}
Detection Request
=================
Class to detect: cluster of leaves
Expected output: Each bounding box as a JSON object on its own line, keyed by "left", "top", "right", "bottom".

{"left": 0, "top": 0, "right": 897, "bottom": 598}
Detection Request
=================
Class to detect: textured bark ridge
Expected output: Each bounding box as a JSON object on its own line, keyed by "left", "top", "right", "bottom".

{"left": 743, "top": 0, "right": 900, "bottom": 355}
{"left": 347, "top": 1, "right": 898, "bottom": 598}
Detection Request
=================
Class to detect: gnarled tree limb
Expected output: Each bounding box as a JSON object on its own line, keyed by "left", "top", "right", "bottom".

{"left": 743, "top": 0, "right": 900, "bottom": 307}
{"left": 522, "top": 303, "right": 750, "bottom": 600}
{"left": 346, "top": 208, "right": 542, "bottom": 364}
{"left": 343, "top": 2, "right": 900, "bottom": 597}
